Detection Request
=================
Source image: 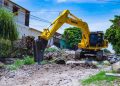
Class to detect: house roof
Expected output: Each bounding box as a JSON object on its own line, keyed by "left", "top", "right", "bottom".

{"left": 29, "top": 28, "right": 42, "bottom": 33}
{"left": 55, "top": 32, "right": 62, "bottom": 36}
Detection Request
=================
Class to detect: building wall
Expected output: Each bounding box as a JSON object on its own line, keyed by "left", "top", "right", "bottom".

{"left": 17, "top": 23, "right": 30, "bottom": 38}
{"left": 29, "top": 29, "right": 41, "bottom": 40}
{"left": 0, "top": 0, "right": 54, "bottom": 46}
{"left": 1, "top": 0, "right": 29, "bottom": 26}
{"left": 17, "top": 25, "right": 40, "bottom": 40}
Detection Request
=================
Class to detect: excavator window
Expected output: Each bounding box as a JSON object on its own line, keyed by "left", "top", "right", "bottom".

{"left": 90, "top": 32, "right": 103, "bottom": 47}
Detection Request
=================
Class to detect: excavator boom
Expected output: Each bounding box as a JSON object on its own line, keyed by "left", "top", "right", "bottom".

{"left": 40, "top": 10, "right": 90, "bottom": 48}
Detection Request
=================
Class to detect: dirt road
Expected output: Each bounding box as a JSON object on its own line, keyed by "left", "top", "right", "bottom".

{"left": 0, "top": 64, "right": 99, "bottom": 86}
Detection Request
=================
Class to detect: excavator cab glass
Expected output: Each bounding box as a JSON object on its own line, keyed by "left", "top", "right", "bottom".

{"left": 90, "top": 32, "right": 104, "bottom": 47}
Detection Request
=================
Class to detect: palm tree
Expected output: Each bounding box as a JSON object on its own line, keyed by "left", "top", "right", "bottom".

{"left": 0, "top": 8, "right": 18, "bottom": 41}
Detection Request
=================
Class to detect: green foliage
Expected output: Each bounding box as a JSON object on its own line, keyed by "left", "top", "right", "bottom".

{"left": 62, "top": 27, "right": 82, "bottom": 48}
{"left": 82, "top": 71, "right": 118, "bottom": 85}
{"left": 105, "top": 15, "right": 120, "bottom": 53}
{"left": 45, "top": 47, "right": 58, "bottom": 53}
{"left": 7, "top": 59, "right": 24, "bottom": 70}
{"left": 0, "top": 8, "right": 18, "bottom": 41}
{"left": 7, "top": 56, "right": 35, "bottom": 70}
{"left": 0, "top": 38, "right": 11, "bottom": 57}
{"left": 23, "top": 56, "right": 35, "bottom": 65}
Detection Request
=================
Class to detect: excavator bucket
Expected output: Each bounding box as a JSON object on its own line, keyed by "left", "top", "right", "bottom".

{"left": 33, "top": 37, "right": 48, "bottom": 64}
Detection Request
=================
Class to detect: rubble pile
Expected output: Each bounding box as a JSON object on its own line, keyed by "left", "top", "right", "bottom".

{"left": 107, "top": 55, "right": 120, "bottom": 64}
{"left": 44, "top": 48, "right": 75, "bottom": 62}
{"left": 44, "top": 50, "right": 62, "bottom": 60}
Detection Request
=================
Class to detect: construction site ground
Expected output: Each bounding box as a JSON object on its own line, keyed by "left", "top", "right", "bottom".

{"left": 0, "top": 63, "right": 101, "bottom": 86}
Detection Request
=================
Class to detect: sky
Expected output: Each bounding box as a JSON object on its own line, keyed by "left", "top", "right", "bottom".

{"left": 11, "top": 0, "right": 120, "bottom": 52}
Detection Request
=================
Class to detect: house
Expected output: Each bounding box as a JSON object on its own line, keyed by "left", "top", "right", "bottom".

{"left": 0, "top": 0, "right": 31, "bottom": 38}
{"left": 0, "top": 0, "right": 30, "bottom": 26}
{"left": 0, "top": 0, "right": 42, "bottom": 39}
{"left": 53, "top": 32, "right": 62, "bottom": 48}
{"left": 0, "top": 0, "right": 62, "bottom": 47}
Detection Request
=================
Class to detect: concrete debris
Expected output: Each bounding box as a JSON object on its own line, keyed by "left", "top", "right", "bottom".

{"left": 107, "top": 55, "right": 120, "bottom": 64}
{"left": 44, "top": 51, "right": 62, "bottom": 60}
{"left": 44, "top": 49, "right": 75, "bottom": 61}
{"left": 106, "top": 73, "right": 120, "bottom": 77}
{"left": 66, "top": 61, "right": 98, "bottom": 65}
{"left": 103, "top": 60, "right": 111, "bottom": 66}
{"left": 112, "top": 61, "right": 120, "bottom": 73}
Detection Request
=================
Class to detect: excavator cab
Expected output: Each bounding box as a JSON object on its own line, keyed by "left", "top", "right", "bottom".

{"left": 90, "top": 31, "right": 104, "bottom": 47}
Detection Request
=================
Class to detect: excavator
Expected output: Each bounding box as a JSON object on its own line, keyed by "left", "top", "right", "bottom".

{"left": 33, "top": 10, "right": 108, "bottom": 63}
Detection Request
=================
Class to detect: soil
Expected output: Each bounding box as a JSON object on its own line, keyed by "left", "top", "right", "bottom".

{"left": 0, "top": 63, "right": 99, "bottom": 86}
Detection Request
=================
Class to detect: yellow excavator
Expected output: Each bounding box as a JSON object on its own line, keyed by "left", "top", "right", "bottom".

{"left": 33, "top": 10, "right": 108, "bottom": 63}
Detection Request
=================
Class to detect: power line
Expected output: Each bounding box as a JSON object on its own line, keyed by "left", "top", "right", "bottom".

{"left": 30, "top": 15, "right": 51, "bottom": 24}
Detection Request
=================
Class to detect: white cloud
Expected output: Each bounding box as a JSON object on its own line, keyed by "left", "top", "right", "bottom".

{"left": 56, "top": 0, "right": 104, "bottom": 3}
{"left": 57, "top": 0, "right": 67, "bottom": 3}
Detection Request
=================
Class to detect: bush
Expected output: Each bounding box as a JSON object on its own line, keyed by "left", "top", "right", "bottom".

{"left": 45, "top": 48, "right": 58, "bottom": 53}
{"left": 0, "top": 39, "right": 11, "bottom": 57}
{"left": 7, "top": 56, "right": 35, "bottom": 70}
{"left": 7, "top": 59, "right": 24, "bottom": 70}
{"left": 23, "top": 56, "right": 35, "bottom": 65}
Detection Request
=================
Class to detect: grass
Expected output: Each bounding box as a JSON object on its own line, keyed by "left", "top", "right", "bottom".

{"left": 7, "top": 59, "right": 24, "bottom": 70}
{"left": 7, "top": 56, "right": 35, "bottom": 70}
{"left": 41, "top": 59, "right": 56, "bottom": 65}
{"left": 23, "top": 56, "right": 35, "bottom": 65}
{"left": 82, "top": 71, "right": 119, "bottom": 85}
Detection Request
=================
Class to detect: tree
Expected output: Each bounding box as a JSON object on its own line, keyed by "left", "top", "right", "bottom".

{"left": 0, "top": 8, "right": 18, "bottom": 57}
{"left": 0, "top": 8, "right": 18, "bottom": 41}
{"left": 62, "top": 27, "right": 82, "bottom": 49}
{"left": 105, "top": 15, "right": 120, "bottom": 53}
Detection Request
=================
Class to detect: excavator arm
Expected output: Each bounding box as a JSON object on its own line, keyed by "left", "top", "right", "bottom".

{"left": 40, "top": 10, "right": 90, "bottom": 48}
{"left": 34, "top": 10, "right": 91, "bottom": 64}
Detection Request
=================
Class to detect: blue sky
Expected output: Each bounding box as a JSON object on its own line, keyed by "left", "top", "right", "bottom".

{"left": 11, "top": 0, "right": 120, "bottom": 32}
{"left": 11, "top": 0, "right": 120, "bottom": 52}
